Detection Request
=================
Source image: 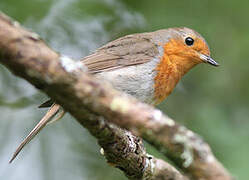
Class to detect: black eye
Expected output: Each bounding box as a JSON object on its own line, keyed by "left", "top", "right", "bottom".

{"left": 185, "top": 37, "right": 194, "bottom": 46}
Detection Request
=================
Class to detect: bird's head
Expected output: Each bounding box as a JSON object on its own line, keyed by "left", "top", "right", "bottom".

{"left": 153, "top": 27, "right": 219, "bottom": 104}
{"left": 163, "top": 27, "right": 219, "bottom": 68}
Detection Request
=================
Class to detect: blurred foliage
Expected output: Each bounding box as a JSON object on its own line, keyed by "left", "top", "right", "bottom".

{"left": 0, "top": 0, "right": 248, "bottom": 180}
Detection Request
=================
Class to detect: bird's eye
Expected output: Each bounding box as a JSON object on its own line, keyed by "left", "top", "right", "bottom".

{"left": 185, "top": 37, "right": 194, "bottom": 46}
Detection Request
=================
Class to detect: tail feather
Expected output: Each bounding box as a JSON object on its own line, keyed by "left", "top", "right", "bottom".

{"left": 47, "top": 108, "right": 65, "bottom": 125}
{"left": 9, "top": 103, "right": 63, "bottom": 163}
{"left": 38, "top": 99, "right": 53, "bottom": 108}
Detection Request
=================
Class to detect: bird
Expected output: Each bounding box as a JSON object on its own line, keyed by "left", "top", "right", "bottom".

{"left": 9, "top": 27, "right": 219, "bottom": 163}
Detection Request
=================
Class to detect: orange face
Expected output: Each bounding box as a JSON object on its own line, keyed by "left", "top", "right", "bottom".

{"left": 163, "top": 28, "right": 218, "bottom": 67}
{"left": 153, "top": 28, "right": 218, "bottom": 104}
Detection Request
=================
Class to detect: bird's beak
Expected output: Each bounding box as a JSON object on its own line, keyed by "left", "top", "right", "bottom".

{"left": 199, "top": 54, "right": 219, "bottom": 67}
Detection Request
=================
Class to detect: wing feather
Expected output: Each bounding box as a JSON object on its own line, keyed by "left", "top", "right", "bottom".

{"left": 81, "top": 33, "right": 159, "bottom": 73}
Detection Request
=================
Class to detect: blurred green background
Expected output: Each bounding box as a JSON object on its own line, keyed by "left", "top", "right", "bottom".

{"left": 0, "top": 0, "right": 248, "bottom": 179}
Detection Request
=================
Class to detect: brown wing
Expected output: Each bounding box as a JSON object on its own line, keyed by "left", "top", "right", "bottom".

{"left": 81, "top": 33, "right": 159, "bottom": 73}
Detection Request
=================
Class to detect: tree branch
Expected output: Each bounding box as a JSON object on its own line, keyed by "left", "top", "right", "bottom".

{"left": 0, "top": 12, "right": 233, "bottom": 180}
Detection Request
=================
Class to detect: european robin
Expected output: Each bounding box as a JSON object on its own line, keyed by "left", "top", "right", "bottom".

{"left": 9, "top": 27, "right": 219, "bottom": 163}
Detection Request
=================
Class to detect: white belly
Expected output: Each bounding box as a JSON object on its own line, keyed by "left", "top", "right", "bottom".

{"left": 95, "top": 59, "right": 160, "bottom": 104}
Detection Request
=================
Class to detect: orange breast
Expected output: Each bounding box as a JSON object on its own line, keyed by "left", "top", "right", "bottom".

{"left": 153, "top": 50, "right": 180, "bottom": 105}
